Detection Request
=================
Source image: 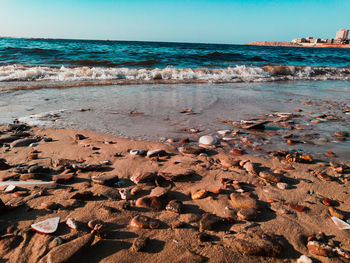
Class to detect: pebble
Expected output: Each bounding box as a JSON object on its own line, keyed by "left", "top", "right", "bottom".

{"left": 237, "top": 208, "right": 257, "bottom": 221}
{"left": 10, "top": 138, "right": 38, "bottom": 148}
{"left": 149, "top": 187, "right": 169, "bottom": 198}
{"left": 52, "top": 173, "right": 75, "bottom": 183}
{"left": 135, "top": 196, "right": 164, "bottom": 210}
{"left": 199, "top": 135, "right": 217, "bottom": 146}
{"left": 130, "top": 171, "right": 156, "bottom": 184}
{"left": 192, "top": 190, "right": 207, "bottom": 200}
{"left": 41, "top": 202, "right": 58, "bottom": 210}
{"left": 217, "top": 130, "right": 231, "bottom": 136}
{"left": 276, "top": 182, "right": 289, "bottom": 190}
{"left": 297, "top": 255, "right": 313, "bottom": 263}
{"left": 130, "top": 237, "right": 149, "bottom": 252}
{"left": 129, "top": 149, "right": 146, "bottom": 156}
{"left": 259, "top": 171, "right": 282, "bottom": 183}
{"left": 230, "top": 193, "right": 259, "bottom": 210}
{"left": 178, "top": 145, "right": 205, "bottom": 155}
{"left": 130, "top": 215, "right": 160, "bottom": 229}
{"left": 72, "top": 163, "right": 103, "bottom": 172}
{"left": 119, "top": 188, "right": 131, "bottom": 200}
{"left": 165, "top": 200, "right": 183, "bottom": 213}
{"left": 91, "top": 174, "right": 119, "bottom": 186}
{"left": 147, "top": 149, "right": 167, "bottom": 158}
{"left": 243, "top": 161, "right": 258, "bottom": 176}
{"left": 66, "top": 218, "right": 79, "bottom": 230}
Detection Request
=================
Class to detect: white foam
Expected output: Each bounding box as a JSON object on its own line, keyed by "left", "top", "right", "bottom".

{"left": 0, "top": 64, "right": 349, "bottom": 83}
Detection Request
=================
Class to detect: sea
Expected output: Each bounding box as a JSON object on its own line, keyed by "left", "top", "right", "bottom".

{"left": 0, "top": 38, "right": 349, "bottom": 160}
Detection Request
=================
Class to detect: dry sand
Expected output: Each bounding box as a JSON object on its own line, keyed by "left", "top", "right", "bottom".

{"left": 0, "top": 125, "right": 349, "bottom": 263}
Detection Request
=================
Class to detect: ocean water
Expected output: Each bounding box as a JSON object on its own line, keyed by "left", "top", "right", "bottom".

{"left": 1, "top": 37, "right": 350, "bottom": 84}
{"left": 0, "top": 38, "right": 349, "bottom": 160}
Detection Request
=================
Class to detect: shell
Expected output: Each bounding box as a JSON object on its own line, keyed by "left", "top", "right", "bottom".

{"left": 31, "top": 217, "right": 60, "bottom": 234}
{"left": 199, "top": 135, "right": 217, "bottom": 146}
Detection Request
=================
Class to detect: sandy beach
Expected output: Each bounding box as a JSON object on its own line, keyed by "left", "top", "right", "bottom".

{"left": 0, "top": 122, "right": 349, "bottom": 263}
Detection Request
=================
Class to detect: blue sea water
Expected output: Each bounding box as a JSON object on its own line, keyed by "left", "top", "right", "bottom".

{"left": 1, "top": 37, "right": 350, "bottom": 84}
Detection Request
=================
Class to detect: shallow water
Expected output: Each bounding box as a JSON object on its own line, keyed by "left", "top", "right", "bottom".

{"left": 1, "top": 81, "right": 349, "bottom": 161}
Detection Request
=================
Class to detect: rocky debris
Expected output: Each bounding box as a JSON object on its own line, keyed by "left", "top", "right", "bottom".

{"left": 147, "top": 149, "right": 167, "bottom": 158}
{"left": 91, "top": 174, "right": 119, "bottom": 186}
{"left": 259, "top": 171, "right": 282, "bottom": 183}
{"left": 226, "top": 232, "right": 284, "bottom": 257}
{"left": 237, "top": 208, "right": 258, "bottom": 221}
{"left": 0, "top": 160, "right": 11, "bottom": 170}
{"left": 130, "top": 215, "right": 161, "bottom": 229}
{"left": 165, "top": 200, "right": 183, "bottom": 213}
{"left": 192, "top": 190, "right": 208, "bottom": 200}
{"left": 70, "top": 191, "right": 93, "bottom": 200}
{"left": 31, "top": 217, "right": 60, "bottom": 234}
{"left": 136, "top": 196, "right": 164, "bottom": 210}
{"left": 130, "top": 237, "right": 150, "bottom": 252}
{"left": 178, "top": 145, "right": 205, "bottom": 155}
{"left": 230, "top": 193, "right": 260, "bottom": 210}
{"left": 199, "top": 213, "right": 222, "bottom": 231}
{"left": 42, "top": 234, "right": 94, "bottom": 263}
{"left": 199, "top": 135, "right": 217, "bottom": 146}
{"left": 10, "top": 138, "right": 38, "bottom": 148}
{"left": 130, "top": 171, "right": 156, "bottom": 184}
{"left": 72, "top": 163, "right": 103, "bottom": 172}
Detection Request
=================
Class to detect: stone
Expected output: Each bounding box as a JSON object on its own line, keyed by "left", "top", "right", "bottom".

{"left": 10, "top": 138, "right": 38, "bottom": 148}
{"left": 259, "top": 172, "right": 282, "bottom": 183}
{"left": 149, "top": 187, "right": 169, "bottom": 197}
{"left": 192, "top": 190, "right": 208, "bottom": 200}
{"left": 119, "top": 188, "right": 131, "bottom": 200}
{"left": 297, "top": 255, "right": 313, "bottom": 263}
{"left": 147, "top": 149, "right": 167, "bottom": 158}
{"left": 52, "top": 173, "right": 75, "bottom": 183}
{"left": 199, "top": 213, "right": 221, "bottom": 231}
{"left": 0, "top": 160, "right": 11, "bottom": 170}
{"left": 130, "top": 237, "right": 149, "bottom": 252}
{"left": 44, "top": 234, "right": 93, "bottom": 263}
{"left": 178, "top": 145, "right": 205, "bottom": 155}
{"left": 135, "top": 196, "right": 164, "bottom": 210}
{"left": 166, "top": 200, "right": 183, "bottom": 213}
{"left": 226, "top": 232, "right": 283, "bottom": 257}
{"left": 237, "top": 208, "right": 257, "bottom": 221}
{"left": 217, "top": 130, "right": 231, "bottom": 136}
{"left": 276, "top": 182, "right": 289, "bottom": 190}
{"left": 66, "top": 218, "right": 80, "bottom": 230}
{"left": 328, "top": 207, "right": 346, "bottom": 220}
{"left": 31, "top": 217, "right": 60, "bottom": 234}
{"left": 230, "top": 193, "right": 259, "bottom": 210}
{"left": 243, "top": 161, "right": 258, "bottom": 176}
{"left": 72, "top": 163, "right": 103, "bottom": 172}
{"left": 199, "top": 135, "right": 217, "bottom": 146}
{"left": 20, "top": 173, "right": 39, "bottom": 181}
{"left": 28, "top": 165, "right": 51, "bottom": 174}
{"left": 130, "top": 171, "right": 156, "bottom": 184}
{"left": 129, "top": 149, "right": 146, "bottom": 156}
{"left": 0, "top": 135, "right": 20, "bottom": 144}
{"left": 91, "top": 174, "right": 118, "bottom": 186}
{"left": 130, "top": 215, "right": 160, "bottom": 229}
{"left": 70, "top": 191, "right": 93, "bottom": 200}
{"left": 307, "top": 241, "right": 334, "bottom": 257}
{"left": 41, "top": 202, "right": 58, "bottom": 210}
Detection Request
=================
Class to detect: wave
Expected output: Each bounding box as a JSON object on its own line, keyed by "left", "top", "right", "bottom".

{"left": 0, "top": 64, "right": 350, "bottom": 85}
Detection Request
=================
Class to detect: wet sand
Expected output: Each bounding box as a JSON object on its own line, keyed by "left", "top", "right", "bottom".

{"left": 0, "top": 123, "right": 349, "bottom": 262}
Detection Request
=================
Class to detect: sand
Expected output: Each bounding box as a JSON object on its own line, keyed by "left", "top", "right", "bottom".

{"left": 0, "top": 125, "right": 349, "bottom": 263}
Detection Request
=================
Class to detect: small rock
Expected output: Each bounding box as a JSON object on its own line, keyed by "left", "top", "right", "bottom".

{"left": 66, "top": 218, "right": 80, "bottom": 230}
{"left": 259, "top": 172, "right": 282, "bottom": 183}
{"left": 52, "top": 173, "right": 75, "bottom": 183}
{"left": 72, "top": 163, "right": 103, "bottom": 172}
{"left": 129, "top": 149, "right": 146, "bottom": 156}
{"left": 130, "top": 172, "right": 156, "bottom": 184}
{"left": 91, "top": 174, "right": 119, "bottom": 186}
{"left": 147, "top": 149, "right": 167, "bottom": 158}
{"left": 237, "top": 208, "right": 257, "bottom": 221}
{"left": 135, "top": 196, "right": 164, "bottom": 210}
{"left": 119, "top": 188, "right": 131, "bottom": 200}
{"left": 10, "top": 138, "right": 38, "bottom": 148}
{"left": 130, "top": 215, "right": 160, "bottom": 229}
{"left": 192, "top": 190, "right": 207, "bottom": 200}
{"left": 199, "top": 135, "right": 217, "bottom": 146}
{"left": 217, "top": 130, "right": 231, "bottom": 136}
{"left": 230, "top": 193, "right": 259, "bottom": 210}
{"left": 276, "top": 182, "right": 289, "bottom": 190}
{"left": 178, "top": 145, "right": 205, "bottom": 155}
{"left": 243, "top": 161, "right": 258, "bottom": 176}
{"left": 149, "top": 187, "right": 169, "bottom": 198}
{"left": 166, "top": 200, "right": 183, "bottom": 213}
{"left": 41, "top": 202, "right": 58, "bottom": 210}
{"left": 328, "top": 207, "right": 346, "bottom": 220}
{"left": 297, "top": 255, "right": 313, "bottom": 263}
{"left": 131, "top": 237, "right": 150, "bottom": 252}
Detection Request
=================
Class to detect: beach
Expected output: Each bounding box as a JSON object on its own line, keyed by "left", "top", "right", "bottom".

{"left": 0, "top": 38, "right": 350, "bottom": 262}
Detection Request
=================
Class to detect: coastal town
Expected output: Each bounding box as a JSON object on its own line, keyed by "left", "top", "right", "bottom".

{"left": 247, "top": 28, "right": 350, "bottom": 48}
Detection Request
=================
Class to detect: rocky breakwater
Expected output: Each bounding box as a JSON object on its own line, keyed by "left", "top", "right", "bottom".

{"left": 0, "top": 122, "right": 349, "bottom": 262}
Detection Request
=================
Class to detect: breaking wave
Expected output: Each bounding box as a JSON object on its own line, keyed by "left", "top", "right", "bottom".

{"left": 0, "top": 64, "right": 350, "bottom": 85}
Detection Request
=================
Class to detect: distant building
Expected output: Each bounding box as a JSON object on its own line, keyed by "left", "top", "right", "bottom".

{"left": 335, "top": 28, "right": 349, "bottom": 40}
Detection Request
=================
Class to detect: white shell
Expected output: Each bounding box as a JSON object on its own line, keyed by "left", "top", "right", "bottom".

{"left": 331, "top": 216, "right": 350, "bottom": 230}
{"left": 66, "top": 218, "right": 78, "bottom": 230}
{"left": 129, "top": 149, "right": 145, "bottom": 156}
{"left": 199, "top": 135, "right": 217, "bottom": 146}
{"left": 31, "top": 217, "right": 60, "bottom": 234}
{"left": 4, "top": 185, "right": 16, "bottom": 193}
{"left": 217, "top": 130, "right": 231, "bottom": 136}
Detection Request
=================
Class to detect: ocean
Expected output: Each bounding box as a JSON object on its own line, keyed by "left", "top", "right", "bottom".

{"left": 0, "top": 37, "right": 349, "bottom": 160}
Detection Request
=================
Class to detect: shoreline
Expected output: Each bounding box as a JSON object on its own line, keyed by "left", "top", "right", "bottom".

{"left": 0, "top": 124, "right": 349, "bottom": 262}
{"left": 246, "top": 41, "right": 350, "bottom": 49}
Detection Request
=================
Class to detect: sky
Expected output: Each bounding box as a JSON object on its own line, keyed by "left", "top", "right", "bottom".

{"left": 0, "top": 0, "right": 349, "bottom": 44}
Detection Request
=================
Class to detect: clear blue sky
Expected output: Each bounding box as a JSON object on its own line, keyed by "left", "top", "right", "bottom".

{"left": 1, "top": 0, "right": 349, "bottom": 44}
